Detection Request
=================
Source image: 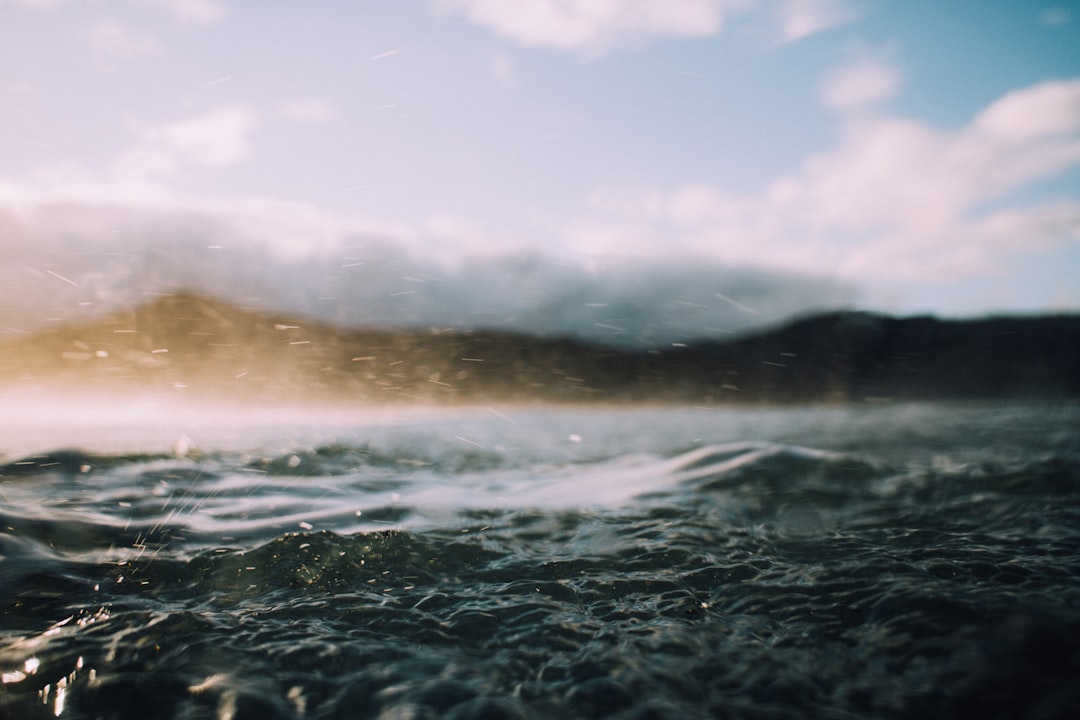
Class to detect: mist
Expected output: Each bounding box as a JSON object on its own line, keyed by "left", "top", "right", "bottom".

{"left": 0, "top": 203, "right": 856, "bottom": 347}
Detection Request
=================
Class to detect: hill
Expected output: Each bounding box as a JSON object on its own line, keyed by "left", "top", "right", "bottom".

{"left": 0, "top": 291, "right": 1077, "bottom": 405}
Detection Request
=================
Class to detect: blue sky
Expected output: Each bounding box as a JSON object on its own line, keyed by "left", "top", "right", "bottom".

{"left": 1, "top": 0, "right": 1078, "bottom": 345}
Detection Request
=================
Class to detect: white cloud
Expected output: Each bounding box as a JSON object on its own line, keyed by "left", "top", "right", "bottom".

{"left": 135, "top": 0, "right": 227, "bottom": 25}
{"left": 775, "top": 0, "right": 859, "bottom": 41}
{"left": 437, "top": 0, "right": 752, "bottom": 54}
{"left": 279, "top": 98, "right": 340, "bottom": 123}
{"left": 439, "top": 0, "right": 860, "bottom": 53}
{"left": 974, "top": 79, "right": 1080, "bottom": 141}
{"left": 0, "top": 0, "right": 61, "bottom": 7}
{"left": 568, "top": 75, "right": 1080, "bottom": 287}
{"left": 821, "top": 58, "right": 898, "bottom": 114}
{"left": 0, "top": 151, "right": 417, "bottom": 265}
{"left": 2, "top": 0, "right": 228, "bottom": 22}
{"left": 114, "top": 106, "right": 256, "bottom": 180}
{"left": 90, "top": 19, "right": 161, "bottom": 70}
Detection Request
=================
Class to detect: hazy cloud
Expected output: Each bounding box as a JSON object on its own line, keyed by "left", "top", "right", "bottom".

{"left": 0, "top": 202, "right": 855, "bottom": 346}
{"left": 775, "top": 0, "right": 859, "bottom": 41}
{"left": 437, "top": 0, "right": 752, "bottom": 54}
{"left": 90, "top": 19, "right": 161, "bottom": 70}
{"left": 135, "top": 0, "right": 227, "bottom": 25}
{"left": 114, "top": 106, "right": 256, "bottom": 180}
{"left": 2, "top": 0, "right": 227, "bottom": 21}
{"left": 279, "top": 98, "right": 340, "bottom": 123}
{"left": 438, "top": 0, "right": 860, "bottom": 54}
{"left": 974, "top": 79, "right": 1080, "bottom": 141}
{"left": 0, "top": 0, "right": 60, "bottom": 8}
{"left": 567, "top": 74, "right": 1080, "bottom": 288}
{"left": 1037, "top": 6, "right": 1072, "bottom": 26}
{"left": 490, "top": 51, "right": 517, "bottom": 86}
{"left": 821, "top": 58, "right": 898, "bottom": 114}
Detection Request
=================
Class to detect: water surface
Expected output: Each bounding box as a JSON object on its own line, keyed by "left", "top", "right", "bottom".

{"left": 2, "top": 402, "right": 1078, "bottom": 719}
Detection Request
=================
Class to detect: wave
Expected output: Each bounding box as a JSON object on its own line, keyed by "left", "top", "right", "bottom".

{"left": 2, "top": 405, "right": 1080, "bottom": 719}
{"left": 3, "top": 439, "right": 1079, "bottom": 544}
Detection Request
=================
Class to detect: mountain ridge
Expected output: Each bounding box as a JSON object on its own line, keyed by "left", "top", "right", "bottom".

{"left": 1, "top": 290, "right": 1077, "bottom": 405}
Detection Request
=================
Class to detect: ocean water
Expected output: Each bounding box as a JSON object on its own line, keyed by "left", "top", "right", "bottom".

{"left": 1, "top": 402, "right": 1079, "bottom": 719}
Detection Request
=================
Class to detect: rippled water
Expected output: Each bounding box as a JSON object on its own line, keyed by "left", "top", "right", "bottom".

{"left": 2, "top": 402, "right": 1079, "bottom": 719}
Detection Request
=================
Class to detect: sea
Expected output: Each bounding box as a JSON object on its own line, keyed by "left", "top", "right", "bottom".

{"left": 1, "top": 401, "right": 1079, "bottom": 720}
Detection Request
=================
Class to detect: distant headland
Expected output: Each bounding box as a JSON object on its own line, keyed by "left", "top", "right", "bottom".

{"left": 1, "top": 290, "right": 1077, "bottom": 405}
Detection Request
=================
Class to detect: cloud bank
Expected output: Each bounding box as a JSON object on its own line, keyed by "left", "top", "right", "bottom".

{"left": 0, "top": 201, "right": 856, "bottom": 347}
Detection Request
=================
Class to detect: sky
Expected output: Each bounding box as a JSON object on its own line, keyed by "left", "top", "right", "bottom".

{"left": 1, "top": 0, "right": 1079, "bottom": 346}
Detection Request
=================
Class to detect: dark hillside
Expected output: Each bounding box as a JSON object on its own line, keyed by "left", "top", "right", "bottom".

{"left": 1, "top": 292, "right": 1076, "bottom": 405}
